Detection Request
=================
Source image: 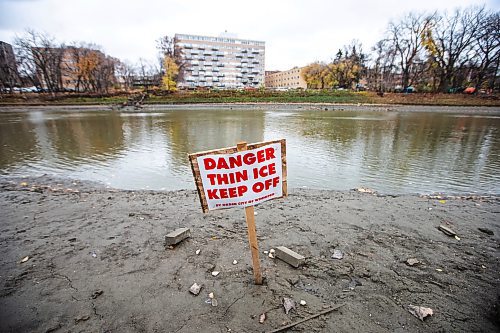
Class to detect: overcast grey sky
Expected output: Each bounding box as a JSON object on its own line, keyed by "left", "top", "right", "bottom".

{"left": 0, "top": 0, "right": 498, "bottom": 70}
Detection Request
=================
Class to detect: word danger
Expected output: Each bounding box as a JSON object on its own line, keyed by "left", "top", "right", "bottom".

{"left": 196, "top": 142, "right": 283, "bottom": 210}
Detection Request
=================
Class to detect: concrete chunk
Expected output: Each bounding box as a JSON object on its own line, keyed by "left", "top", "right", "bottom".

{"left": 165, "top": 228, "right": 191, "bottom": 246}
{"left": 275, "top": 246, "right": 305, "bottom": 268}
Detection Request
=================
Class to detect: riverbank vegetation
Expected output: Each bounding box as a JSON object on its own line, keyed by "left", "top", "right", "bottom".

{"left": 0, "top": 89, "right": 498, "bottom": 107}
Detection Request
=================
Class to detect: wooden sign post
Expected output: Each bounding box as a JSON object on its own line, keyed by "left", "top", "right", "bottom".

{"left": 189, "top": 139, "right": 287, "bottom": 285}
{"left": 237, "top": 141, "right": 262, "bottom": 284}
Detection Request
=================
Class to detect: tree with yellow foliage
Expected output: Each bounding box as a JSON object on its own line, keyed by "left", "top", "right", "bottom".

{"left": 302, "top": 41, "right": 366, "bottom": 90}
{"left": 302, "top": 62, "right": 328, "bottom": 89}
{"left": 162, "top": 56, "right": 179, "bottom": 91}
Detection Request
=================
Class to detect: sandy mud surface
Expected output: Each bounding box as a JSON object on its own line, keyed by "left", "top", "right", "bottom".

{"left": 0, "top": 178, "right": 499, "bottom": 332}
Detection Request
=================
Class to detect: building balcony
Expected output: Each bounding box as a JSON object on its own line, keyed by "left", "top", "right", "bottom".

{"left": 235, "top": 54, "right": 243, "bottom": 58}
{"left": 251, "top": 49, "right": 260, "bottom": 54}
{"left": 248, "top": 54, "right": 255, "bottom": 58}
{"left": 217, "top": 63, "right": 224, "bottom": 67}
{"left": 217, "top": 73, "right": 225, "bottom": 77}
{"left": 211, "top": 46, "right": 219, "bottom": 51}
{"left": 252, "top": 60, "right": 259, "bottom": 64}
{"left": 184, "top": 44, "right": 193, "bottom": 49}
{"left": 216, "top": 52, "right": 224, "bottom": 57}
{"left": 191, "top": 50, "right": 199, "bottom": 54}
{"left": 213, "top": 68, "right": 220, "bottom": 72}
{"left": 251, "top": 70, "right": 259, "bottom": 74}
{"left": 198, "top": 46, "right": 205, "bottom": 50}
{"left": 241, "top": 59, "right": 248, "bottom": 63}
{"left": 241, "top": 49, "right": 248, "bottom": 53}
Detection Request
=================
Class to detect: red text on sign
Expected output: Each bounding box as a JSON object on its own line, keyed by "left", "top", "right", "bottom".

{"left": 206, "top": 170, "right": 248, "bottom": 185}
{"left": 207, "top": 185, "right": 248, "bottom": 199}
{"left": 252, "top": 176, "right": 280, "bottom": 193}
{"left": 203, "top": 147, "right": 276, "bottom": 170}
{"left": 253, "top": 163, "right": 276, "bottom": 178}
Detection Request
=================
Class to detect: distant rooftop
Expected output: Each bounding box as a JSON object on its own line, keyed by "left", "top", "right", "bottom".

{"left": 175, "top": 33, "right": 265, "bottom": 46}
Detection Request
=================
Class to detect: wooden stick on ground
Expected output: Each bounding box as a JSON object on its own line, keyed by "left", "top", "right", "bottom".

{"left": 266, "top": 303, "right": 346, "bottom": 333}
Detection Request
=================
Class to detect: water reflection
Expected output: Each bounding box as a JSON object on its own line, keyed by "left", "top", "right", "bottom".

{"left": 264, "top": 110, "right": 500, "bottom": 194}
{"left": 159, "top": 109, "right": 265, "bottom": 171}
{"left": 0, "top": 108, "right": 498, "bottom": 194}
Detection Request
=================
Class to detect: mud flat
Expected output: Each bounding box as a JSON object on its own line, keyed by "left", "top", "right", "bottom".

{"left": 0, "top": 103, "right": 499, "bottom": 114}
{"left": 0, "top": 178, "right": 499, "bottom": 332}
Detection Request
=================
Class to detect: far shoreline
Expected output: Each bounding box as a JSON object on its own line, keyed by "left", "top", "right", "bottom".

{"left": 0, "top": 102, "right": 500, "bottom": 114}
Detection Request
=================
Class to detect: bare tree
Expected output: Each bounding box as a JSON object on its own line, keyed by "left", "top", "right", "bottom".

{"left": 136, "top": 58, "right": 161, "bottom": 89}
{"left": 423, "top": 6, "right": 486, "bottom": 92}
{"left": 470, "top": 11, "right": 500, "bottom": 91}
{"left": 368, "top": 39, "right": 397, "bottom": 91}
{"left": 388, "top": 12, "right": 435, "bottom": 89}
{"left": 115, "top": 60, "right": 136, "bottom": 91}
{"left": 14, "top": 29, "right": 65, "bottom": 93}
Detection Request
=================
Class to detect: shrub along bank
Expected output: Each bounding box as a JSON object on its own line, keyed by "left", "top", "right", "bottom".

{"left": 0, "top": 90, "right": 498, "bottom": 107}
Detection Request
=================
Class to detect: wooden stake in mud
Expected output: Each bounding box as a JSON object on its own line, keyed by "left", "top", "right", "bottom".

{"left": 237, "top": 141, "right": 263, "bottom": 285}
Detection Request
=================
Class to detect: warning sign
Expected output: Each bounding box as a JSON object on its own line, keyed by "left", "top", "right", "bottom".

{"left": 189, "top": 139, "right": 287, "bottom": 212}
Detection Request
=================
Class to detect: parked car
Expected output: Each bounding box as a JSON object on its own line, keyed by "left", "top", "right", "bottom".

{"left": 448, "top": 87, "right": 465, "bottom": 93}
{"left": 355, "top": 83, "right": 366, "bottom": 91}
{"left": 464, "top": 87, "right": 476, "bottom": 94}
{"left": 20, "top": 86, "right": 38, "bottom": 93}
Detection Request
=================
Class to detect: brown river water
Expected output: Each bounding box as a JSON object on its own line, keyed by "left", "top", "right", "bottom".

{"left": 0, "top": 106, "right": 499, "bottom": 195}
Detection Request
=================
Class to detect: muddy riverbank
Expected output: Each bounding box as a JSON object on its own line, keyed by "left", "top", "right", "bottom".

{"left": 0, "top": 178, "right": 499, "bottom": 332}
{"left": 0, "top": 103, "right": 499, "bottom": 114}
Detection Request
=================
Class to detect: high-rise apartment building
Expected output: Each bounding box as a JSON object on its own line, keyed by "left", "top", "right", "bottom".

{"left": 174, "top": 33, "right": 265, "bottom": 89}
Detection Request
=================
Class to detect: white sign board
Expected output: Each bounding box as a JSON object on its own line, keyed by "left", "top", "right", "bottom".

{"left": 189, "top": 140, "right": 286, "bottom": 212}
